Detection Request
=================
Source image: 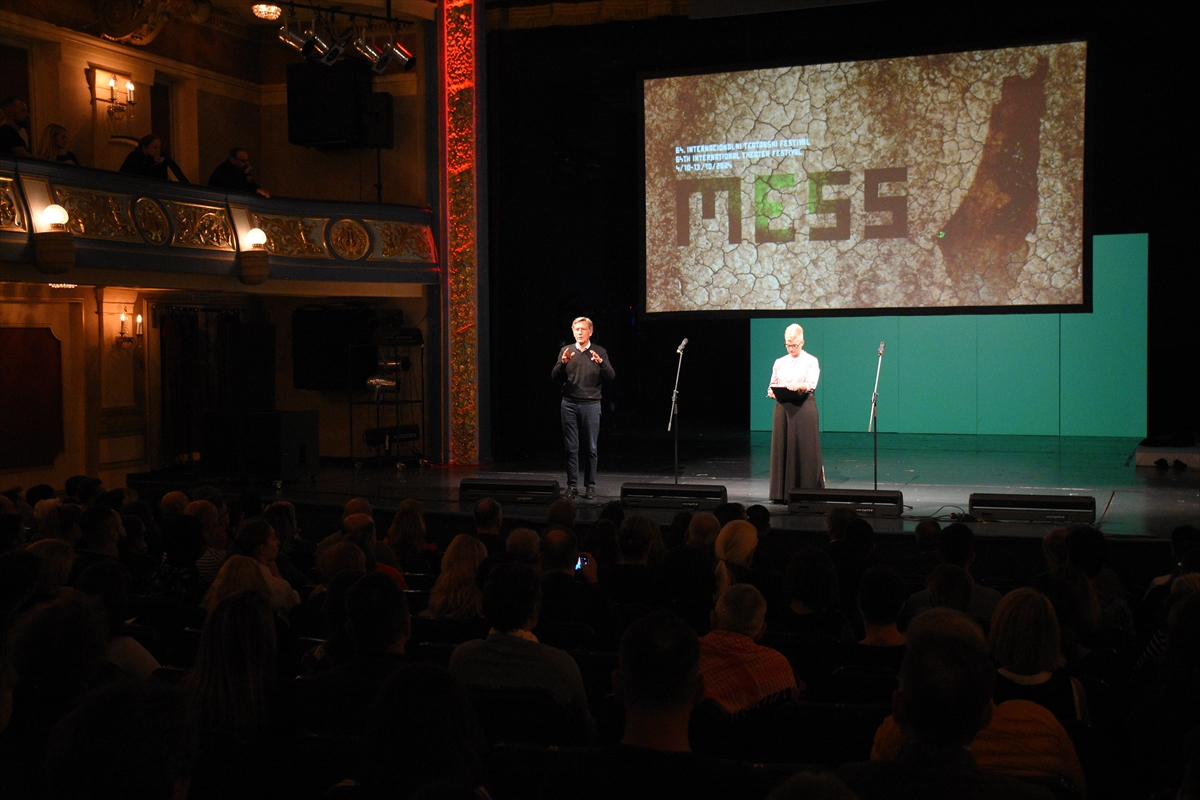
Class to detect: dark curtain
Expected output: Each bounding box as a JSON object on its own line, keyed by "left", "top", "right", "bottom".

{"left": 160, "top": 312, "right": 203, "bottom": 462}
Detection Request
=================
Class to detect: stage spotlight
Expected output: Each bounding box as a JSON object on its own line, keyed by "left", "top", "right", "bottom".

{"left": 350, "top": 36, "right": 384, "bottom": 67}
{"left": 381, "top": 40, "right": 415, "bottom": 72}
{"left": 278, "top": 23, "right": 308, "bottom": 53}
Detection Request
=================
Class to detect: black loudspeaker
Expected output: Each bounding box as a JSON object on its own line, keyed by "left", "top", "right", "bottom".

{"left": 292, "top": 306, "right": 377, "bottom": 391}
{"left": 620, "top": 482, "right": 728, "bottom": 510}
{"left": 287, "top": 61, "right": 393, "bottom": 149}
{"left": 968, "top": 493, "right": 1096, "bottom": 524}
{"left": 787, "top": 488, "right": 904, "bottom": 518}
{"left": 459, "top": 478, "right": 562, "bottom": 505}
{"left": 202, "top": 411, "right": 320, "bottom": 482}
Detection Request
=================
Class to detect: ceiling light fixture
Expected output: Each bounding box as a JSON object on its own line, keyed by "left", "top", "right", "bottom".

{"left": 252, "top": 4, "right": 283, "bottom": 20}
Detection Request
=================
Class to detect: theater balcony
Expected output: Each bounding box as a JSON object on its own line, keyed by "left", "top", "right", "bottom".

{"left": 1, "top": 156, "right": 438, "bottom": 291}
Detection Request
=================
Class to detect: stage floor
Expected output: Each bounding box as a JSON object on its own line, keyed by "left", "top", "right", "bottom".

{"left": 260, "top": 430, "right": 1197, "bottom": 539}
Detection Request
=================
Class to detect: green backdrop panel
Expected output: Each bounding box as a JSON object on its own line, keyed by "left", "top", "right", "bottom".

{"left": 818, "top": 317, "right": 900, "bottom": 433}
{"left": 1060, "top": 234, "right": 1148, "bottom": 437}
{"left": 976, "top": 314, "right": 1060, "bottom": 435}
{"left": 897, "top": 315, "right": 978, "bottom": 433}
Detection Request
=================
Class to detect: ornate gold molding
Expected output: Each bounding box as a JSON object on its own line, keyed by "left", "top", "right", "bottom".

{"left": 162, "top": 201, "right": 234, "bottom": 250}
{"left": 367, "top": 221, "right": 438, "bottom": 263}
{"left": 328, "top": 218, "right": 371, "bottom": 261}
{"left": 253, "top": 214, "right": 328, "bottom": 258}
{"left": 134, "top": 197, "right": 171, "bottom": 245}
{"left": 0, "top": 177, "right": 26, "bottom": 231}
{"left": 53, "top": 187, "right": 139, "bottom": 241}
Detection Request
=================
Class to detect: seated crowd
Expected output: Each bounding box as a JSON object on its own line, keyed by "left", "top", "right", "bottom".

{"left": 0, "top": 479, "right": 1198, "bottom": 800}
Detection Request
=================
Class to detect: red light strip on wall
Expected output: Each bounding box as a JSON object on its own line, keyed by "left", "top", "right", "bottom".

{"left": 442, "top": 0, "right": 479, "bottom": 464}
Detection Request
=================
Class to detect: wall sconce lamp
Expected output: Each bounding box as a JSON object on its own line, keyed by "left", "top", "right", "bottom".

{"left": 117, "top": 306, "right": 136, "bottom": 348}
{"left": 238, "top": 227, "right": 270, "bottom": 285}
{"left": 33, "top": 204, "right": 75, "bottom": 275}
{"left": 102, "top": 75, "right": 136, "bottom": 121}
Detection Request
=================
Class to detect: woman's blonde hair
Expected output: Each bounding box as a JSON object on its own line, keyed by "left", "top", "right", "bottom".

{"left": 988, "top": 587, "right": 1064, "bottom": 675}
{"left": 714, "top": 520, "right": 758, "bottom": 598}
{"left": 36, "top": 124, "right": 66, "bottom": 160}
{"left": 427, "top": 534, "right": 487, "bottom": 619}
{"left": 202, "top": 554, "right": 269, "bottom": 614}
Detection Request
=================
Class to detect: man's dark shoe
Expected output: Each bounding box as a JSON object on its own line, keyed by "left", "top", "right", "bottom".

{"left": 565, "top": 486, "right": 578, "bottom": 499}
{"left": 585, "top": 487, "right": 596, "bottom": 500}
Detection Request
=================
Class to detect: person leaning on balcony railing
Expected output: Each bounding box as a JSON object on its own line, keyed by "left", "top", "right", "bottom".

{"left": 0, "top": 96, "right": 33, "bottom": 158}
{"left": 118, "top": 133, "right": 189, "bottom": 183}
{"left": 207, "top": 146, "right": 270, "bottom": 198}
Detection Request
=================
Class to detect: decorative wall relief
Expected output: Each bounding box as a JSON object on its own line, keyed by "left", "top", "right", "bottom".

{"left": 163, "top": 201, "right": 234, "bottom": 250}
{"left": 53, "top": 187, "right": 139, "bottom": 241}
{"left": 133, "top": 197, "right": 171, "bottom": 245}
{"left": 253, "top": 215, "right": 328, "bottom": 257}
{"left": 369, "top": 221, "right": 438, "bottom": 263}
{"left": 0, "top": 177, "right": 26, "bottom": 231}
{"left": 328, "top": 218, "right": 371, "bottom": 261}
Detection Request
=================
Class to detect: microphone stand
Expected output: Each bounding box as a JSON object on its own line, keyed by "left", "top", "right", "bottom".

{"left": 868, "top": 342, "right": 885, "bottom": 491}
{"left": 667, "top": 341, "right": 686, "bottom": 484}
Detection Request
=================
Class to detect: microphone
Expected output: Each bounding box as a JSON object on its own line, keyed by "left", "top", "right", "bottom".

{"left": 676, "top": 338, "right": 688, "bottom": 354}
{"left": 878, "top": 341, "right": 886, "bottom": 356}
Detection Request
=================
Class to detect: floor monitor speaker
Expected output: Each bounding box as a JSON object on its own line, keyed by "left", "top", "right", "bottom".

{"left": 787, "top": 487, "right": 904, "bottom": 517}
{"left": 620, "top": 482, "right": 728, "bottom": 510}
{"left": 968, "top": 493, "right": 1096, "bottom": 523}
{"left": 459, "top": 478, "right": 562, "bottom": 505}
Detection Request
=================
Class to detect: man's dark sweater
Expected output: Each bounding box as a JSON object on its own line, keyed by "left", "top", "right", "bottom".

{"left": 551, "top": 344, "right": 615, "bottom": 402}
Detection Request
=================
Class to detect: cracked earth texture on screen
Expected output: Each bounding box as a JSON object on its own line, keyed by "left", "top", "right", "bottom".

{"left": 644, "top": 42, "right": 1086, "bottom": 313}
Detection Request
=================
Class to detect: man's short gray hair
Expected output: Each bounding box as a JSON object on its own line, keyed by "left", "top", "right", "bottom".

{"left": 714, "top": 583, "right": 767, "bottom": 637}
{"left": 572, "top": 316, "right": 594, "bottom": 329}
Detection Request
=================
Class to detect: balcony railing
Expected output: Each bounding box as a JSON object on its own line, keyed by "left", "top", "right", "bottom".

{"left": 1, "top": 157, "right": 438, "bottom": 285}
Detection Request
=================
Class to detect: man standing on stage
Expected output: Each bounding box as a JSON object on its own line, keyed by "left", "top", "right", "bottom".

{"left": 552, "top": 317, "right": 615, "bottom": 500}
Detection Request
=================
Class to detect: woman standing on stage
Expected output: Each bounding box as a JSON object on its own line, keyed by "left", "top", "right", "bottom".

{"left": 767, "top": 323, "right": 824, "bottom": 502}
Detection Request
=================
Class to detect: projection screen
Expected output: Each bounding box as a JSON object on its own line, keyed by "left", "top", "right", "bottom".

{"left": 643, "top": 42, "right": 1087, "bottom": 314}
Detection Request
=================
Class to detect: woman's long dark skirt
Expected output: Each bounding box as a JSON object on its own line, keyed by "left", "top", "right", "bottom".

{"left": 769, "top": 394, "right": 824, "bottom": 501}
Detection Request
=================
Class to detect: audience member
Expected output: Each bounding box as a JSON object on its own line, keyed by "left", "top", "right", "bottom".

{"left": 1066, "top": 524, "right": 1133, "bottom": 635}
{"left": 74, "top": 559, "right": 161, "bottom": 679}
{"left": 714, "top": 520, "right": 758, "bottom": 597}
{"left": 44, "top": 681, "right": 195, "bottom": 800}
{"left": 202, "top": 554, "right": 270, "bottom": 615}
{"left": 896, "top": 519, "right": 941, "bottom": 586}
{"left": 471, "top": 497, "right": 504, "bottom": 558}
{"left": 118, "top": 133, "right": 188, "bottom": 181}
{"left": 988, "top": 588, "right": 1087, "bottom": 725}
{"left": 862, "top": 609, "right": 1084, "bottom": 795}
{"left": 537, "top": 527, "right": 616, "bottom": 646}
{"left": 504, "top": 527, "right": 540, "bottom": 565}
{"left": 187, "top": 499, "right": 229, "bottom": 586}
{"left": 664, "top": 510, "right": 694, "bottom": 550}
{"left": 343, "top": 512, "right": 408, "bottom": 589}
{"left": 448, "top": 563, "right": 593, "bottom": 736}
{"left": 388, "top": 498, "right": 437, "bottom": 574}
{"left": 550, "top": 610, "right": 746, "bottom": 799}
{"left": 24, "top": 538, "right": 73, "bottom": 608}
{"left": 699, "top": 584, "right": 799, "bottom": 713}
{"left": 829, "top": 517, "right": 877, "bottom": 614}
{"left": 231, "top": 518, "right": 300, "bottom": 612}
{"left": 767, "top": 770, "right": 861, "bottom": 800}
{"left": 160, "top": 490, "right": 191, "bottom": 519}
{"left": 427, "top": 534, "right": 487, "bottom": 619}
{"left": 546, "top": 497, "right": 577, "bottom": 532}
{"left": 857, "top": 564, "right": 908, "bottom": 648}
{"left": 297, "top": 572, "right": 411, "bottom": 735}
{"left": 899, "top": 523, "right": 1001, "bottom": 630}
{"left": 1042, "top": 528, "right": 1070, "bottom": 570}
{"left": 0, "top": 96, "right": 31, "bottom": 157}
{"left": 839, "top": 628, "right": 1056, "bottom": 799}
{"left": 263, "top": 500, "right": 313, "bottom": 588}
{"left": 602, "top": 515, "right": 660, "bottom": 606}
{"left": 771, "top": 547, "right": 852, "bottom": 641}
{"left": 359, "top": 663, "right": 487, "bottom": 800}
{"left": 207, "top": 147, "right": 269, "bottom": 196}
